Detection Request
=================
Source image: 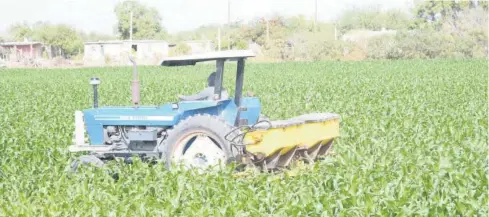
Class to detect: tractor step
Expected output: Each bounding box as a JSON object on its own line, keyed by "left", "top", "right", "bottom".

{"left": 68, "top": 144, "right": 113, "bottom": 152}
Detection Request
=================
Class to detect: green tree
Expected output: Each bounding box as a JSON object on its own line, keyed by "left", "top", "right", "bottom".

{"left": 244, "top": 16, "right": 288, "bottom": 46}
{"left": 8, "top": 22, "right": 33, "bottom": 41}
{"left": 50, "top": 25, "right": 84, "bottom": 56}
{"left": 7, "top": 22, "right": 83, "bottom": 57}
{"left": 338, "top": 7, "right": 410, "bottom": 33}
{"left": 284, "top": 15, "right": 313, "bottom": 32}
{"left": 285, "top": 31, "right": 343, "bottom": 61}
{"left": 411, "top": 0, "right": 488, "bottom": 29}
{"left": 33, "top": 23, "right": 83, "bottom": 57}
{"left": 114, "top": 0, "right": 167, "bottom": 40}
{"left": 170, "top": 43, "right": 191, "bottom": 56}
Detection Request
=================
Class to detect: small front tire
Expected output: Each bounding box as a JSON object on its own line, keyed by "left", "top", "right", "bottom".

{"left": 70, "top": 155, "right": 105, "bottom": 172}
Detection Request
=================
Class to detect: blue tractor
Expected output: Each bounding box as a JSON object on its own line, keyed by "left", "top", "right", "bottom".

{"left": 70, "top": 50, "right": 341, "bottom": 170}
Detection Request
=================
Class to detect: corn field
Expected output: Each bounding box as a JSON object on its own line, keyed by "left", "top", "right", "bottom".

{"left": 0, "top": 59, "right": 487, "bottom": 216}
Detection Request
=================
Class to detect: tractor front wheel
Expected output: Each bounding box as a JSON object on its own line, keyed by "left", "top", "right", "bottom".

{"left": 162, "top": 114, "right": 240, "bottom": 170}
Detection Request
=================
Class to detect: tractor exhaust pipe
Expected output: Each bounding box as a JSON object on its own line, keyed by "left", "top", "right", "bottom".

{"left": 89, "top": 77, "right": 100, "bottom": 108}
{"left": 129, "top": 56, "right": 140, "bottom": 107}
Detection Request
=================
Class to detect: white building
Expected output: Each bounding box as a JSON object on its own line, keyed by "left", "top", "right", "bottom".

{"left": 83, "top": 40, "right": 170, "bottom": 66}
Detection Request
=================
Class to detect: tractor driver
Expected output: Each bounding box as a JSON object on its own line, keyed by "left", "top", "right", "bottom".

{"left": 178, "top": 72, "right": 229, "bottom": 101}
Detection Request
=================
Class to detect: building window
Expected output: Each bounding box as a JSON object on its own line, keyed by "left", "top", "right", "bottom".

{"left": 131, "top": 44, "right": 137, "bottom": 52}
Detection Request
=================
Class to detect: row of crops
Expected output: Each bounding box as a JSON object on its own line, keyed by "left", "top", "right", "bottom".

{"left": 0, "top": 59, "right": 487, "bottom": 216}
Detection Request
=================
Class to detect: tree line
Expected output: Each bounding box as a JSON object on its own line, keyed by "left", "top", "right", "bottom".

{"left": 1, "top": 0, "right": 487, "bottom": 60}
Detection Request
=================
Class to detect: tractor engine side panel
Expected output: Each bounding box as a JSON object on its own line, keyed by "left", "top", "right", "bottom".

{"left": 83, "top": 105, "right": 180, "bottom": 145}
{"left": 82, "top": 101, "right": 240, "bottom": 146}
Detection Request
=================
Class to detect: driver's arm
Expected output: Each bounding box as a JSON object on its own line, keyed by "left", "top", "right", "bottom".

{"left": 178, "top": 87, "right": 214, "bottom": 101}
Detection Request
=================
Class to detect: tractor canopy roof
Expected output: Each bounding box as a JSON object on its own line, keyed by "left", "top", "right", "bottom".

{"left": 160, "top": 50, "right": 255, "bottom": 66}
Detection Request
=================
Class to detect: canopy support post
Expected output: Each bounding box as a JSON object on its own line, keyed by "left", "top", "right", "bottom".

{"left": 214, "top": 59, "right": 225, "bottom": 99}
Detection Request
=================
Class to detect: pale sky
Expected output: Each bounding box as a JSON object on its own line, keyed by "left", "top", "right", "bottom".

{"left": 0, "top": 0, "right": 413, "bottom": 35}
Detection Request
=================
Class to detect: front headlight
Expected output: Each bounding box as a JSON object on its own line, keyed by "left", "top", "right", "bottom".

{"left": 74, "top": 111, "right": 86, "bottom": 145}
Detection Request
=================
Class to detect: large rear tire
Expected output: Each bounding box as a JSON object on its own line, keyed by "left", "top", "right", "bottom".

{"left": 162, "top": 114, "right": 240, "bottom": 170}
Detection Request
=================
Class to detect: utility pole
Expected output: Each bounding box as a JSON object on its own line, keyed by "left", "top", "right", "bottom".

{"left": 228, "top": 0, "right": 231, "bottom": 25}
{"left": 228, "top": 0, "right": 231, "bottom": 50}
{"left": 334, "top": 23, "right": 337, "bottom": 40}
{"left": 217, "top": 27, "right": 221, "bottom": 51}
{"left": 130, "top": 11, "right": 133, "bottom": 41}
{"left": 314, "top": 0, "right": 318, "bottom": 31}
{"left": 227, "top": 0, "right": 231, "bottom": 50}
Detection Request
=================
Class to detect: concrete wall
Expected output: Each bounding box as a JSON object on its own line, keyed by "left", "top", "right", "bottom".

{"left": 185, "top": 41, "right": 213, "bottom": 54}
{"left": 130, "top": 42, "right": 168, "bottom": 64}
{"left": 83, "top": 41, "right": 169, "bottom": 66}
{"left": 84, "top": 44, "right": 105, "bottom": 65}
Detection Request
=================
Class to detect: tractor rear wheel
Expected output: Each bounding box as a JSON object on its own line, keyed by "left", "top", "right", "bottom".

{"left": 162, "top": 114, "right": 240, "bottom": 170}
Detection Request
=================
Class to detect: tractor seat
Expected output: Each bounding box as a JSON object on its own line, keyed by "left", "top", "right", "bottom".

{"left": 179, "top": 87, "right": 229, "bottom": 101}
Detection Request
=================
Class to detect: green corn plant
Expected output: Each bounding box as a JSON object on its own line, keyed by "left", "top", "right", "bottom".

{"left": 0, "top": 59, "right": 486, "bottom": 216}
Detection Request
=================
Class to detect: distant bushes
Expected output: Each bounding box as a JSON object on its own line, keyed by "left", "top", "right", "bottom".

{"left": 261, "top": 8, "right": 487, "bottom": 61}
{"left": 169, "top": 43, "right": 191, "bottom": 56}
{"left": 173, "top": 4, "right": 487, "bottom": 62}
{"left": 257, "top": 28, "right": 487, "bottom": 61}
{"left": 158, "top": 5, "right": 486, "bottom": 61}
{"left": 367, "top": 30, "right": 487, "bottom": 60}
